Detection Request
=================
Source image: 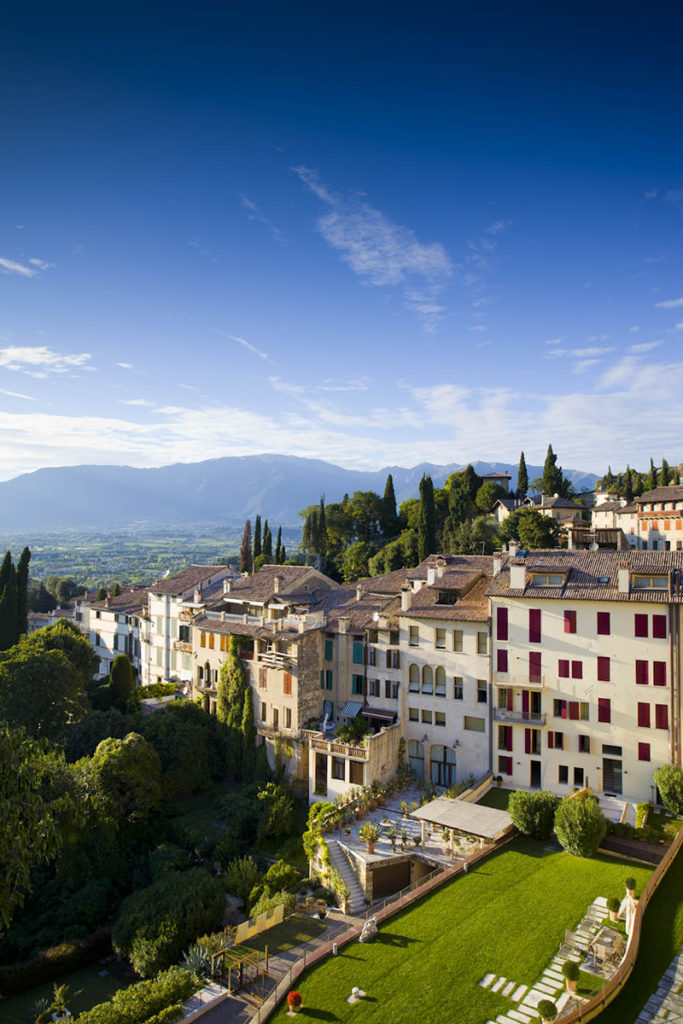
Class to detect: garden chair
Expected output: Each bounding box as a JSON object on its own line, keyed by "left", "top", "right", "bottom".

{"left": 559, "top": 931, "right": 581, "bottom": 958}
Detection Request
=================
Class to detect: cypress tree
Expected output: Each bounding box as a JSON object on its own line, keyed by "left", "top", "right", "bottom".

{"left": 239, "top": 520, "right": 252, "bottom": 573}
{"left": 0, "top": 552, "right": 11, "bottom": 594}
{"left": 275, "top": 526, "right": 282, "bottom": 565}
{"left": 318, "top": 498, "right": 327, "bottom": 557}
{"left": 517, "top": 452, "right": 528, "bottom": 499}
{"left": 280, "top": 544, "right": 287, "bottom": 563}
{"left": 417, "top": 474, "right": 436, "bottom": 561}
{"left": 110, "top": 653, "right": 136, "bottom": 711}
{"left": 623, "top": 467, "right": 633, "bottom": 502}
{"left": 0, "top": 563, "right": 18, "bottom": 651}
{"left": 241, "top": 687, "right": 256, "bottom": 776}
{"left": 381, "top": 474, "right": 398, "bottom": 537}
{"left": 633, "top": 471, "right": 643, "bottom": 498}
{"left": 462, "top": 464, "right": 481, "bottom": 501}
{"left": 646, "top": 458, "right": 657, "bottom": 492}
{"left": 659, "top": 459, "right": 670, "bottom": 487}
{"left": 96, "top": 586, "right": 107, "bottom": 602}
{"left": 542, "top": 444, "right": 563, "bottom": 495}
{"left": 253, "top": 515, "right": 262, "bottom": 559}
{"left": 111, "top": 582, "right": 121, "bottom": 597}
{"left": 673, "top": 467, "right": 681, "bottom": 485}
{"left": 263, "top": 520, "right": 273, "bottom": 559}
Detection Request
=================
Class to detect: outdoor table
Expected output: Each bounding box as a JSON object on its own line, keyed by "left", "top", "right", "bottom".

{"left": 590, "top": 926, "right": 624, "bottom": 965}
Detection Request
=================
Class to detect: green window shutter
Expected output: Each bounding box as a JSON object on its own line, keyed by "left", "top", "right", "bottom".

{"left": 320, "top": 670, "right": 325, "bottom": 689}
{"left": 326, "top": 670, "right": 333, "bottom": 689}
{"left": 325, "top": 638, "right": 333, "bottom": 660}
{"left": 352, "top": 641, "right": 364, "bottom": 665}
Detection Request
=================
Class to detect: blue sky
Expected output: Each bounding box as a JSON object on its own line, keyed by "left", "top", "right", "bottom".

{"left": 1, "top": 0, "right": 682, "bottom": 482}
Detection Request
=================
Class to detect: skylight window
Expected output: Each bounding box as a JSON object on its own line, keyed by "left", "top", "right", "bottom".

{"left": 529, "top": 573, "right": 564, "bottom": 587}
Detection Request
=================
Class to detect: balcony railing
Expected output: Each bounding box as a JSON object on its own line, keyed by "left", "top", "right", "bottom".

{"left": 174, "top": 640, "right": 192, "bottom": 653}
{"left": 305, "top": 735, "right": 369, "bottom": 760}
{"left": 493, "top": 672, "right": 546, "bottom": 689}
{"left": 493, "top": 708, "right": 547, "bottom": 726}
{"left": 259, "top": 650, "right": 294, "bottom": 669}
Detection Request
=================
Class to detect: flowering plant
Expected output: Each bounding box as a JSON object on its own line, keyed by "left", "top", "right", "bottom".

{"left": 287, "top": 991, "right": 303, "bottom": 1009}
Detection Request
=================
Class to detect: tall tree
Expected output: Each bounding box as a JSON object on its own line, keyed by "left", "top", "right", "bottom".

{"left": 646, "top": 458, "right": 657, "bottom": 491}
{"left": 111, "top": 581, "right": 121, "bottom": 597}
{"left": 659, "top": 458, "right": 670, "bottom": 487}
{"left": 109, "top": 654, "right": 137, "bottom": 712}
{"left": 239, "top": 520, "right": 252, "bottom": 574}
{"left": 241, "top": 687, "right": 256, "bottom": 775}
{"left": 0, "top": 562, "right": 18, "bottom": 651}
{"left": 542, "top": 444, "right": 562, "bottom": 494}
{"left": 623, "top": 466, "right": 634, "bottom": 501}
{"left": 318, "top": 498, "right": 327, "bottom": 557}
{"left": 517, "top": 452, "right": 528, "bottom": 499}
{"left": 96, "top": 586, "right": 107, "bottom": 602}
{"left": 253, "top": 515, "right": 262, "bottom": 559}
{"left": 417, "top": 474, "right": 436, "bottom": 561}
{"left": 16, "top": 547, "right": 30, "bottom": 640}
{"left": 274, "top": 526, "right": 282, "bottom": 565}
{"left": 263, "top": 520, "right": 273, "bottom": 559}
{"left": 462, "top": 464, "right": 481, "bottom": 501}
{"left": 381, "top": 474, "right": 398, "bottom": 537}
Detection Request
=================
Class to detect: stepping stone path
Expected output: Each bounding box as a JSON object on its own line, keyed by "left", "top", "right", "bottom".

{"left": 634, "top": 949, "right": 683, "bottom": 1023}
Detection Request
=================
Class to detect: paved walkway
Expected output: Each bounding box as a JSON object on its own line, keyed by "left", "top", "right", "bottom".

{"left": 634, "top": 949, "right": 683, "bottom": 1023}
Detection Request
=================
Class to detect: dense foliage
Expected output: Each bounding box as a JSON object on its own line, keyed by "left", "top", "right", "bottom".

{"left": 72, "top": 966, "right": 198, "bottom": 1024}
{"left": 554, "top": 794, "right": 607, "bottom": 857}
{"left": 508, "top": 790, "right": 560, "bottom": 840}
{"left": 654, "top": 764, "right": 683, "bottom": 815}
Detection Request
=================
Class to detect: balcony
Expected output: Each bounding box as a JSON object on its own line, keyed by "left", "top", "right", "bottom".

{"left": 493, "top": 708, "right": 547, "bottom": 726}
{"left": 259, "top": 650, "right": 294, "bottom": 669}
{"left": 174, "top": 640, "right": 192, "bottom": 653}
{"left": 301, "top": 731, "right": 369, "bottom": 761}
{"left": 493, "top": 672, "right": 546, "bottom": 689}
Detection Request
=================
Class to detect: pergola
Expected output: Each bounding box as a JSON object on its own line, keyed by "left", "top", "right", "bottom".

{"left": 412, "top": 797, "right": 513, "bottom": 847}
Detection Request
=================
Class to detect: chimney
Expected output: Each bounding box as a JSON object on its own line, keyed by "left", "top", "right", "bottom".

{"left": 508, "top": 540, "right": 520, "bottom": 559}
{"left": 356, "top": 585, "right": 363, "bottom": 602}
{"left": 400, "top": 585, "right": 412, "bottom": 611}
{"left": 223, "top": 579, "right": 231, "bottom": 594}
{"left": 338, "top": 616, "right": 349, "bottom": 634}
{"left": 509, "top": 559, "right": 526, "bottom": 590}
{"left": 618, "top": 564, "right": 630, "bottom": 594}
{"left": 437, "top": 563, "right": 445, "bottom": 579}
{"left": 493, "top": 553, "right": 503, "bottom": 576}
{"left": 427, "top": 567, "right": 437, "bottom": 586}
{"left": 273, "top": 575, "right": 281, "bottom": 593}
{"left": 194, "top": 587, "right": 201, "bottom": 604}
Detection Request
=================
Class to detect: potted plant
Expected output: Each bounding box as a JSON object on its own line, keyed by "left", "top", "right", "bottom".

{"left": 413, "top": 836, "right": 421, "bottom": 848}
{"left": 607, "top": 896, "right": 620, "bottom": 922}
{"left": 359, "top": 822, "right": 381, "bottom": 854}
{"left": 494, "top": 774, "right": 503, "bottom": 788}
{"left": 50, "top": 984, "right": 71, "bottom": 1022}
{"left": 399, "top": 829, "right": 409, "bottom": 851}
{"left": 400, "top": 800, "right": 410, "bottom": 819}
{"left": 625, "top": 876, "right": 637, "bottom": 897}
{"left": 537, "top": 1000, "right": 557, "bottom": 1023}
{"left": 562, "top": 960, "right": 579, "bottom": 992}
{"left": 286, "top": 990, "right": 303, "bottom": 1015}
{"left": 387, "top": 826, "right": 399, "bottom": 851}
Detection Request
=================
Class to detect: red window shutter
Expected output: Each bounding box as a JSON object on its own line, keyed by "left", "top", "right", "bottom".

{"left": 653, "top": 615, "right": 667, "bottom": 639}
{"left": 524, "top": 729, "right": 531, "bottom": 754}
{"left": 507, "top": 727, "right": 513, "bottom": 751}
{"left": 564, "top": 610, "right": 576, "bottom": 634}
{"left": 505, "top": 756, "right": 513, "bottom": 775}
{"left": 597, "top": 612, "right": 610, "bottom": 635}
{"left": 653, "top": 662, "right": 667, "bottom": 686}
{"left": 569, "top": 701, "right": 579, "bottom": 720}
{"left": 637, "top": 702, "right": 650, "bottom": 728}
{"left": 638, "top": 742, "right": 651, "bottom": 762}
{"left": 548, "top": 732, "right": 554, "bottom": 749}
{"left": 529, "top": 651, "right": 542, "bottom": 683}
{"left": 598, "top": 698, "right": 611, "bottom": 723}
{"left": 529, "top": 608, "right": 541, "bottom": 643}
{"left": 522, "top": 690, "right": 530, "bottom": 713}
{"left": 497, "top": 607, "right": 508, "bottom": 641}
{"left": 497, "top": 648, "right": 508, "bottom": 673}
{"left": 283, "top": 672, "right": 292, "bottom": 695}
{"left": 558, "top": 659, "right": 569, "bottom": 678}
{"left": 571, "top": 660, "right": 583, "bottom": 679}
{"left": 597, "top": 657, "right": 610, "bottom": 682}
{"left": 635, "top": 614, "right": 648, "bottom": 638}
{"left": 656, "top": 704, "right": 669, "bottom": 729}
{"left": 635, "top": 660, "right": 649, "bottom": 685}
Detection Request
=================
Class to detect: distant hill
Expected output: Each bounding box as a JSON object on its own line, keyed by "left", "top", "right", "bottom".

{"left": 0, "top": 455, "right": 599, "bottom": 532}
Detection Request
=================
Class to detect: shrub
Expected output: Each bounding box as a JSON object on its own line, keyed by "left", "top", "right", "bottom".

{"left": 625, "top": 876, "right": 636, "bottom": 891}
{"left": 537, "top": 1000, "right": 557, "bottom": 1022}
{"left": 112, "top": 869, "right": 225, "bottom": 977}
{"left": 263, "top": 860, "right": 300, "bottom": 893}
{"left": 250, "top": 889, "right": 296, "bottom": 917}
{"left": 635, "top": 803, "right": 649, "bottom": 829}
{"left": 554, "top": 794, "right": 606, "bottom": 857}
{"left": 562, "top": 960, "right": 579, "bottom": 981}
{"left": 607, "top": 896, "right": 620, "bottom": 913}
{"left": 148, "top": 844, "right": 192, "bottom": 880}
{"left": 0, "top": 929, "right": 111, "bottom": 997}
{"left": 654, "top": 764, "right": 683, "bottom": 815}
{"left": 223, "top": 856, "right": 262, "bottom": 906}
{"left": 72, "top": 966, "right": 197, "bottom": 1024}
{"left": 508, "top": 790, "right": 560, "bottom": 840}
{"left": 287, "top": 991, "right": 302, "bottom": 1009}
{"left": 144, "top": 1004, "right": 184, "bottom": 1024}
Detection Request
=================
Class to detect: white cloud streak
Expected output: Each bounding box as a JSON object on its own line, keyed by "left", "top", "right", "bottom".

{"left": 0, "top": 257, "right": 38, "bottom": 278}
{"left": 239, "top": 193, "right": 286, "bottom": 245}
{"left": 655, "top": 297, "right": 683, "bottom": 309}
{"left": 212, "top": 330, "right": 270, "bottom": 361}
{"left": 0, "top": 346, "right": 92, "bottom": 377}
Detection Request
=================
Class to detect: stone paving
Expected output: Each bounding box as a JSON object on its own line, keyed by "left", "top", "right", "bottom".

{"left": 635, "top": 950, "right": 683, "bottom": 1023}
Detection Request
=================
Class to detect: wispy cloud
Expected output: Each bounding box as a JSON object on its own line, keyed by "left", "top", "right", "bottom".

{"left": 463, "top": 221, "right": 510, "bottom": 290}
{"left": 117, "top": 362, "right": 135, "bottom": 370}
{"left": 655, "top": 297, "right": 683, "bottom": 309}
{"left": 212, "top": 329, "right": 270, "bottom": 361}
{"left": 121, "top": 398, "right": 154, "bottom": 407}
{"left": 28, "top": 258, "right": 55, "bottom": 270}
{"left": 239, "top": 194, "right": 286, "bottom": 245}
{"left": 292, "top": 165, "right": 452, "bottom": 328}
{"left": 628, "top": 325, "right": 640, "bottom": 332}
{"left": 629, "top": 341, "right": 661, "bottom": 353}
{"left": 544, "top": 343, "right": 614, "bottom": 374}
{"left": 319, "top": 377, "right": 369, "bottom": 393}
{"left": 0, "top": 388, "right": 36, "bottom": 401}
{"left": 0, "top": 346, "right": 92, "bottom": 377}
{"left": 676, "top": 323, "right": 683, "bottom": 332}
{"left": 0, "top": 257, "right": 38, "bottom": 278}
{"left": 665, "top": 188, "right": 683, "bottom": 203}
{"left": 644, "top": 189, "right": 658, "bottom": 200}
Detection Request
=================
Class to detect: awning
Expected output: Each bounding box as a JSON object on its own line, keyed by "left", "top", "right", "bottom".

{"left": 412, "top": 797, "right": 513, "bottom": 840}
{"left": 340, "top": 700, "right": 364, "bottom": 718}
{"left": 361, "top": 707, "right": 397, "bottom": 722}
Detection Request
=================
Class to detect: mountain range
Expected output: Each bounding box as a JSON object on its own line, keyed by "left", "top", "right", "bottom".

{"left": 0, "top": 455, "right": 599, "bottom": 533}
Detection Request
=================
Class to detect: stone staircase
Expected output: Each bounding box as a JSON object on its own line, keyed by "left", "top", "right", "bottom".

{"left": 326, "top": 839, "right": 366, "bottom": 916}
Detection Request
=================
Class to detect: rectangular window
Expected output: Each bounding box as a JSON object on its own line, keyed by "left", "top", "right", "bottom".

{"left": 200, "top": 632, "right": 206, "bottom": 648}
{"left": 554, "top": 699, "right": 567, "bottom": 718}
{"left": 260, "top": 702, "right": 266, "bottom": 721}
{"left": 409, "top": 671, "right": 419, "bottom": 693}
{"left": 597, "top": 612, "right": 611, "bottom": 635}
{"left": 477, "top": 680, "right": 487, "bottom": 704}
{"left": 387, "top": 650, "right": 400, "bottom": 669}
{"left": 529, "top": 651, "right": 542, "bottom": 683}
{"left": 435, "top": 628, "right": 446, "bottom": 650}
{"left": 656, "top": 704, "right": 669, "bottom": 730}
{"left": 367, "top": 647, "right": 376, "bottom": 667}
{"left": 408, "top": 707, "right": 419, "bottom": 721}
{"left": 325, "top": 670, "right": 333, "bottom": 689}
{"left": 558, "top": 659, "right": 569, "bottom": 678}
{"left": 435, "top": 711, "right": 446, "bottom": 727}
{"left": 638, "top": 742, "right": 651, "bottom": 762}
{"left": 529, "top": 608, "right": 541, "bottom": 644}
{"left": 635, "top": 660, "right": 649, "bottom": 686}
{"left": 390, "top": 630, "right": 399, "bottom": 646}
{"left": 272, "top": 707, "right": 279, "bottom": 729}
{"left": 568, "top": 701, "right": 580, "bottom": 720}
{"left": 409, "top": 626, "right": 419, "bottom": 647}
{"left": 497, "top": 606, "right": 508, "bottom": 641}
{"left": 324, "top": 638, "right": 334, "bottom": 660}
{"left": 558, "top": 765, "right": 569, "bottom": 784}
{"left": 497, "top": 648, "right": 508, "bottom": 673}
{"left": 453, "top": 677, "right": 463, "bottom": 700}
{"left": 368, "top": 678, "right": 380, "bottom": 697}
{"left": 352, "top": 641, "right": 364, "bottom": 664}
{"left": 421, "top": 709, "right": 432, "bottom": 724}
{"left": 332, "top": 757, "right": 345, "bottom": 780}
{"left": 349, "top": 760, "right": 364, "bottom": 785}
{"left": 548, "top": 732, "right": 564, "bottom": 750}
{"left": 597, "top": 657, "right": 610, "bottom": 682}
{"left": 564, "top": 610, "right": 576, "bottom": 634}
{"left": 464, "top": 716, "right": 486, "bottom": 732}
{"left": 385, "top": 679, "right": 392, "bottom": 698}
{"left": 435, "top": 673, "right": 446, "bottom": 697}
{"left": 283, "top": 672, "right": 292, "bottom": 695}
{"left": 368, "top": 629, "right": 378, "bottom": 644}
{"left": 259, "top": 667, "right": 267, "bottom": 689}
{"left": 637, "top": 702, "right": 650, "bottom": 728}
{"left": 654, "top": 662, "right": 667, "bottom": 686}
{"left": 453, "top": 629, "right": 463, "bottom": 652}
{"left": 598, "top": 698, "right": 611, "bottom": 723}
{"left": 574, "top": 766, "right": 585, "bottom": 787}
{"left": 498, "top": 754, "right": 512, "bottom": 775}
{"left": 477, "top": 632, "right": 488, "bottom": 655}
{"left": 178, "top": 624, "right": 191, "bottom": 643}
{"left": 635, "top": 614, "right": 649, "bottom": 638}
{"left": 571, "top": 660, "right": 583, "bottom": 679}
{"left": 285, "top": 707, "right": 292, "bottom": 729}
{"left": 352, "top": 674, "right": 364, "bottom": 695}
{"left": 208, "top": 632, "right": 215, "bottom": 650}
{"left": 391, "top": 680, "right": 399, "bottom": 699}
{"left": 653, "top": 615, "right": 667, "bottom": 639}
{"left": 578, "top": 735, "right": 590, "bottom": 754}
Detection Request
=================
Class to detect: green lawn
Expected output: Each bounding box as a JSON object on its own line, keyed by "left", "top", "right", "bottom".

{"left": 595, "top": 841, "right": 683, "bottom": 1024}
{"left": 477, "top": 787, "right": 513, "bottom": 810}
{"left": 270, "top": 839, "right": 652, "bottom": 1024}
{"left": 244, "top": 915, "right": 327, "bottom": 955}
{"left": 0, "top": 964, "right": 128, "bottom": 1024}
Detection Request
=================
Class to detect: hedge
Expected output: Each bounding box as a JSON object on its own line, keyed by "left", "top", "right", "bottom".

{"left": 72, "top": 966, "right": 197, "bottom": 1024}
{"left": 0, "top": 928, "right": 111, "bottom": 997}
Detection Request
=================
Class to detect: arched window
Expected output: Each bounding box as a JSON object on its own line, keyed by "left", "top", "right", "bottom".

{"left": 408, "top": 739, "right": 425, "bottom": 779}
{"left": 422, "top": 665, "right": 433, "bottom": 694}
{"left": 430, "top": 744, "right": 457, "bottom": 787}
{"left": 409, "top": 664, "right": 420, "bottom": 692}
{"left": 435, "top": 666, "right": 446, "bottom": 697}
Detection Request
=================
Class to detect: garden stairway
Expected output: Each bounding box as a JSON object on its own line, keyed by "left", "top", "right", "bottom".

{"left": 326, "top": 839, "right": 366, "bottom": 916}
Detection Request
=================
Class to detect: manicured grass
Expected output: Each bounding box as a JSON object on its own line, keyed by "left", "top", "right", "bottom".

{"left": 594, "top": 843, "right": 683, "bottom": 1024}
{"left": 244, "top": 915, "right": 327, "bottom": 955}
{"left": 0, "top": 964, "right": 128, "bottom": 1024}
{"left": 270, "top": 839, "right": 652, "bottom": 1024}
{"left": 477, "top": 786, "right": 513, "bottom": 810}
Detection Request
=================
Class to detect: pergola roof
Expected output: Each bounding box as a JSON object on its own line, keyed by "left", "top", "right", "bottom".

{"left": 412, "top": 797, "right": 513, "bottom": 840}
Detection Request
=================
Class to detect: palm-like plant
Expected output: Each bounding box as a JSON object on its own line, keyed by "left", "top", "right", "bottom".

{"left": 183, "top": 942, "right": 213, "bottom": 977}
